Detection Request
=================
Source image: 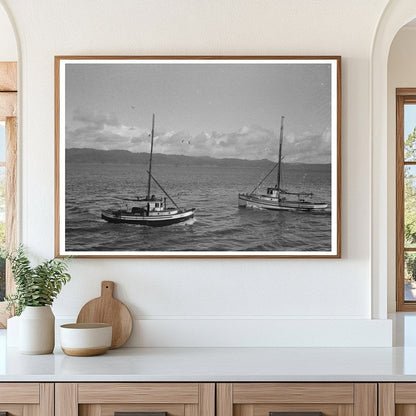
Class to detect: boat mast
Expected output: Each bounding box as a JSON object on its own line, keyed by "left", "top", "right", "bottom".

{"left": 147, "top": 113, "right": 155, "bottom": 200}
{"left": 276, "top": 115, "right": 284, "bottom": 192}
{"left": 147, "top": 170, "right": 180, "bottom": 210}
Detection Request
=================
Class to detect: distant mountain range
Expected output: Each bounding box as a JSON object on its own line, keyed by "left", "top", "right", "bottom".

{"left": 66, "top": 148, "right": 330, "bottom": 170}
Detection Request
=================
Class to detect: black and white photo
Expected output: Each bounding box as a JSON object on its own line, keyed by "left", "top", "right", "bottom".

{"left": 55, "top": 56, "right": 341, "bottom": 257}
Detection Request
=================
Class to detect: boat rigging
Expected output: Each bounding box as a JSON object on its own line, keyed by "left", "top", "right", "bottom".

{"left": 101, "top": 114, "right": 196, "bottom": 226}
{"left": 238, "top": 116, "right": 329, "bottom": 212}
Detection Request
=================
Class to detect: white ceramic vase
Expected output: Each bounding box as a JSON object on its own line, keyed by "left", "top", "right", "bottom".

{"left": 19, "top": 306, "right": 55, "bottom": 354}
{"left": 6, "top": 315, "right": 20, "bottom": 347}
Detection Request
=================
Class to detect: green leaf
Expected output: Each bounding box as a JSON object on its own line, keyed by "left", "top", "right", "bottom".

{"left": 5, "top": 245, "right": 71, "bottom": 315}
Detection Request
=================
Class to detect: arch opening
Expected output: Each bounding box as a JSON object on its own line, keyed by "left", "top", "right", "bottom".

{"left": 371, "top": 1, "right": 416, "bottom": 320}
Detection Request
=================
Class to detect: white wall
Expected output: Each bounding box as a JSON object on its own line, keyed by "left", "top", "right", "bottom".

{"left": 0, "top": 3, "right": 16, "bottom": 61}
{"left": 387, "top": 26, "right": 416, "bottom": 312}
{"left": 0, "top": 0, "right": 393, "bottom": 347}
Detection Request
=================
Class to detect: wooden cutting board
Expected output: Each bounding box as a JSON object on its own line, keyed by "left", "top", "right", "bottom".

{"left": 76, "top": 281, "right": 133, "bottom": 349}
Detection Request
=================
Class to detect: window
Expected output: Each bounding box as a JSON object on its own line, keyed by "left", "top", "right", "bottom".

{"left": 0, "top": 62, "right": 17, "bottom": 326}
{"left": 0, "top": 122, "right": 6, "bottom": 301}
{"left": 396, "top": 89, "right": 416, "bottom": 310}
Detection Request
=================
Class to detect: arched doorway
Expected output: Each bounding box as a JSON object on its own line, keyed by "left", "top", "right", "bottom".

{"left": 371, "top": 1, "right": 416, "bottom": 318}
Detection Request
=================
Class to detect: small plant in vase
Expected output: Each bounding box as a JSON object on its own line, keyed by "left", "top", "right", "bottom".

{"left": 4, "top": 246, "right": 71, "bottom": 354}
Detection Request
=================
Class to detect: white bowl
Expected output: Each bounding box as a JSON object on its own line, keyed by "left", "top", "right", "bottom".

{"left": 60, "top": 323, "right": 112, "bottom": 356}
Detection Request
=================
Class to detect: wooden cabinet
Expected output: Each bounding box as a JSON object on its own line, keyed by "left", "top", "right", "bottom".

{"left": 217, "top": 383, "right": 377, "bottom": 416}
{"left": 0, "top": 380, "right": 411, "bottom": 416}
{"left": 0, "top": 383, "right": 53, "bottom": 416}
{"left": 55, "top": 383, "right": 215, "bottom": 416}
{"left": 379, "top": 383, "right": 416, "bottom": 416}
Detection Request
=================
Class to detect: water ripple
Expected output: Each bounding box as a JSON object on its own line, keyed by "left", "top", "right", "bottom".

{"left": 65, "top": 163, "right": 332, "bottom": 253}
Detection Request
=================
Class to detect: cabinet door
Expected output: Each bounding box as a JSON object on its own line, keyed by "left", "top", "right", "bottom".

{"left": 55, "top": 383, "right": 215, "bottom": 416}
{"left": 379, "top": 383, "right": 416, "bottom": 416}
{"left": 0, "top": 383, "right": 53, "bottom": 416}
{"left": 217, "top": 383, "right": 377, "bottom": 416}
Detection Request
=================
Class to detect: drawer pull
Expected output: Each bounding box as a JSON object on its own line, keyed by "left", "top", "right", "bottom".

{"left": 270, "top": 413, "right": 323, "bottom": 416}
{"left": 115, "top": 413, "right": 168, "bottom": 416}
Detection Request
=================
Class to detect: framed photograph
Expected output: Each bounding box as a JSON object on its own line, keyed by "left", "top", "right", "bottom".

{"left": 55, "top": 56, "right": 341, "bottom": 258}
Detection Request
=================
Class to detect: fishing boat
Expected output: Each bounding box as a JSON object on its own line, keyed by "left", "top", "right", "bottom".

{"left": 101, "top": 114, "right": 195, "bottom": 226}
{"left": 238, "top": 116, "right": 328, "bottom": 212}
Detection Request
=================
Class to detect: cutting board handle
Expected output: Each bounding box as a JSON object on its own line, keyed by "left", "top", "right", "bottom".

{"left": 101, "top": 281, "right": 115, "bottom": 298}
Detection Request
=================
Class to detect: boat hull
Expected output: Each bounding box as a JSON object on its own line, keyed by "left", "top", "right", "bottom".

{"left": 101, "top": 208, "right": 195, "bottom": 226}
{"left": 238, "top": 193, "right": 328, "bottom": 212}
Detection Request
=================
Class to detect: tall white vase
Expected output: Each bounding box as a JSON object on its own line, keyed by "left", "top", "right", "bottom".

{"left": 19, "top": 306, "right": 55, "bottom": 354}
{"left": 6, "top": 315, "right": 20, "bottom": 347}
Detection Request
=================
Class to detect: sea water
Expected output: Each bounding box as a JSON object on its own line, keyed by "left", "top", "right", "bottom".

{"left": 65, "top": 162, "right": 331, "bottom": 252}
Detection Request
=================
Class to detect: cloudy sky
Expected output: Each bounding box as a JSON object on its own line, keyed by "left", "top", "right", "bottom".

{"left": 64, "top": 60, "right": 333, "bottom": 163}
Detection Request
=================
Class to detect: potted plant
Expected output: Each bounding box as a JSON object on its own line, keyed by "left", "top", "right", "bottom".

{"left": 4, "top": 246, "right": 71, "bottom": 354}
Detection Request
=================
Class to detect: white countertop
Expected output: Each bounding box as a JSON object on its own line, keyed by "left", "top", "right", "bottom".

{"left": 2, "top": 313, "right": 416, "bottom": 382}
{"left": 2, "top": 346, "right": 416, "bottom": 382}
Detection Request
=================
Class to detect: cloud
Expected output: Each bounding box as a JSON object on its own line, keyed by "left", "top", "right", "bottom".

{"left": 65, "top": 110, "right": 331, "bottom": 163}
{"left": 71, "top": 108, "right": 119, "bottom": 129}
{"left": 66, "top": 109, "right": 148, "bottom": 152}
{"left": 283, "top": 127, "right": 332, "bottom": 163}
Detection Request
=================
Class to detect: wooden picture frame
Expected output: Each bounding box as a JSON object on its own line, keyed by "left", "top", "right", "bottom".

{"left": 55, "top": 56, "right": 341, "bottom": 258}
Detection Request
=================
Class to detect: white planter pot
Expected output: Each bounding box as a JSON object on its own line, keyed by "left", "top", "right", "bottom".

{"left": 19, "top": 306, "right": 55, "bottom": 354}
{"left": 6, "top": 315, "right": 20, "bottom": 347}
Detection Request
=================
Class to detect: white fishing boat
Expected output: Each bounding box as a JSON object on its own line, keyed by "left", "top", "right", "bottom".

{"left": 101, "top": 114, "right": 195, "bottom": 226}
{"left": 238, "top": 116, "right": 328, "bottom": 212}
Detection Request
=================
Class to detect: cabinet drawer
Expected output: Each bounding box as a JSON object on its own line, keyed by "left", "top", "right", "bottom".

{"left": 0, "top": 383, "right": 39, "bottom": 403}
{"left": 379, "top": 383, "right": 416, "bottom": 415}
{"left": 217, "top": 383, "right": 376, "bottom": 416}
{"left": 78, "top": 383, "right": 200, "bottom": 404}
{"left": 56, "top": 383, "right": 215, "bottom": 416}
{"left": 0, "top": 383, "right": 53, "bottom": 415}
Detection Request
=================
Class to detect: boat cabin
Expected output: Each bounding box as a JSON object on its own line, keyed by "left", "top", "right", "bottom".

{"left": 266, "top": 187, "right": 280, "bottom": 198}
{"left": 147, "top": 196, "right": 167, "bottom": 212}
